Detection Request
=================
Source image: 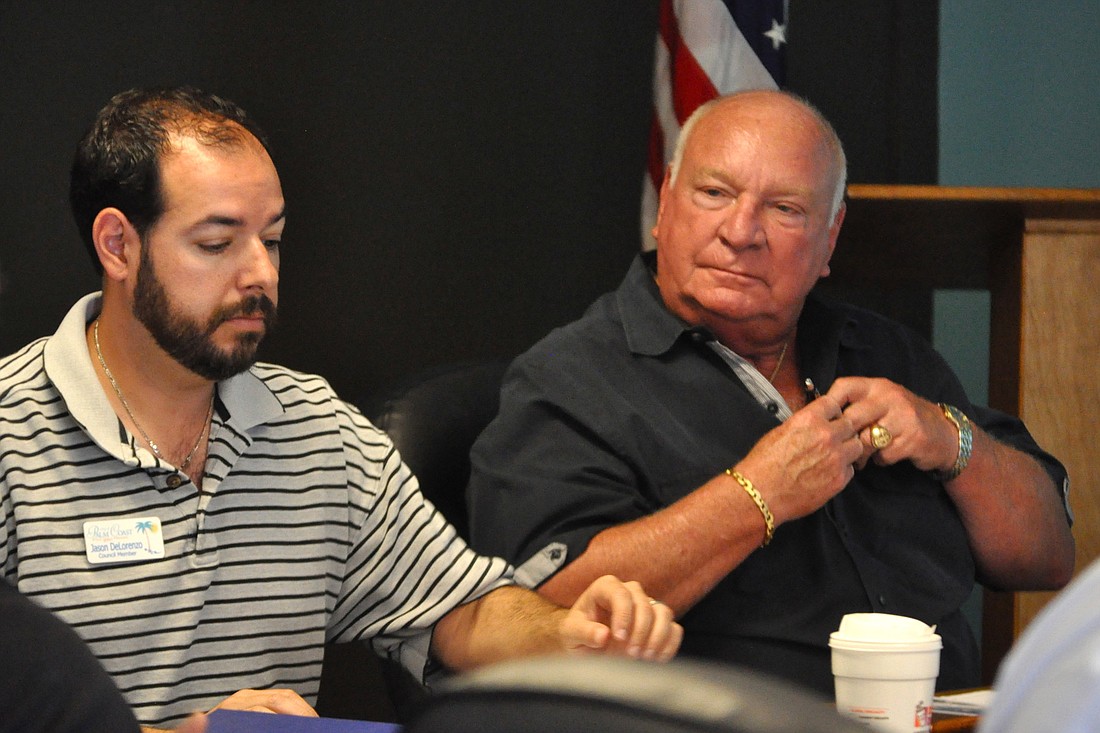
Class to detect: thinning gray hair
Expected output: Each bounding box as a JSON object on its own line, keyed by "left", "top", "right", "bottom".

{"left": 667, "top": 91, "right": 848, "bottom": 221}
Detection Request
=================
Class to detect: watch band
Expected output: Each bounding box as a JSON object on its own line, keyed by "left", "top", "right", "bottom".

{"left": 931, "top": 403, "right": 972, "bottom": 481}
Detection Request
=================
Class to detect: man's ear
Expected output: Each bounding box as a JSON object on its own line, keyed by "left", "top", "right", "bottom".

{"left": 650, "top": 165, "right": 673, "bottom": 241}
{"left": 91, "top": 208, "right": 137, "bottom": 280}
{"left": 819, "top": 202, "right": 847, "bottom": 279}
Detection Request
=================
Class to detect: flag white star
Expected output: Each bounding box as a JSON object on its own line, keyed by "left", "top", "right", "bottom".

{"left": 764, "top": 19, "right": 787, "bottom": 51}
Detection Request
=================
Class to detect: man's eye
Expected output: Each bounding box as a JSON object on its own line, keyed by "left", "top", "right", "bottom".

{"left": 263, "top": 239, "right": 281, "bottom": 251}
{"left": 199, "top": 242, "right": 230, "bottom": 253}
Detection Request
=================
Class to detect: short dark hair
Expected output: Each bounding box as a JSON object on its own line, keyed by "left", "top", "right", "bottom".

{"left": 69, "top": 86, "right": 272, "bottom": 273}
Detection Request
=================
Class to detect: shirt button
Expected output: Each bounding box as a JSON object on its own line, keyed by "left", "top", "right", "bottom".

{"left": 878, "top": 594, "right": 888, "bottom": 606}
{"left": 166, "top": 474, "right": 183, "bottom": 489}
{"left": 766, "top": 402, "right": 779, "bottom": 414}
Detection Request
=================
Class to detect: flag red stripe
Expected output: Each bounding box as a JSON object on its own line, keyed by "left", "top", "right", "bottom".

{"left": 647, "top": 108, "right": 666, "bottom": 189}
{"left": 659, "top": 1, "right": 719, "bottom": 125}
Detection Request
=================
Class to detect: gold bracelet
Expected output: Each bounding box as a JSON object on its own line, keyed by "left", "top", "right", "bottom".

{"left": 726, "top": 469, "right": 775, "bottom": 547}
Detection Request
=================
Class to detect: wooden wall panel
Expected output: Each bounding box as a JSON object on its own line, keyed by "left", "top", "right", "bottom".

{"left": 1016, "top": 220, "right": 1100, "bottom": 629}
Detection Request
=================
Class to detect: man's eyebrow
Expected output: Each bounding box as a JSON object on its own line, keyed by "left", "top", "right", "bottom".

{"left": 695, "top": 167, "right": 726, "bottom": 180}
{"left": 190, "top": 208, "right": 286, "bottom": 230}
{"left": 693, "top": 167, "right": 737, "bottom": 186}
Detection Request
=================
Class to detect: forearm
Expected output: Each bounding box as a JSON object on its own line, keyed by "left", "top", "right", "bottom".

{"left": 432, "top": 586, "right": 570, "bottom": 670}
{"left": 539, "top": 472, "right": 768, "bottom": 616}
{"left": 433, "top": 576, "right": 682, "bottom": 669}
{"left": 947, "top": 426, "right": 1074, "bottom": 589}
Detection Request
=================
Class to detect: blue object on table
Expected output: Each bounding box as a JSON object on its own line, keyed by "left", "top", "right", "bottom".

{"left": 206, "top": 709, "right": 402, "bottom": 732}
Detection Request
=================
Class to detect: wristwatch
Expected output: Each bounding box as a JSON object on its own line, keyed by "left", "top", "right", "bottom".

{"left": 931, "top": 403, "right": 972, "bottom": 481}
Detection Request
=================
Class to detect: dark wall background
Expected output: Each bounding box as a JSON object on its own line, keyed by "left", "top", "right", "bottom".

{"left": 0, "top": 1, "right": 936, "bottom": 401}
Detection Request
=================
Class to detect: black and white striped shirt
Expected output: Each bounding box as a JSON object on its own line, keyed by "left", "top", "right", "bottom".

{"left": 0, "top": 294, "right": 513, "bottom": 728}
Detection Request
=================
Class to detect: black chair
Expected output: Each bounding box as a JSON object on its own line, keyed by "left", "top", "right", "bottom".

{"left": 406, "top": 656, "right": 865, "bottom": 733}
{"left": 361, "top": 359, "right": 510, "bottom": 539}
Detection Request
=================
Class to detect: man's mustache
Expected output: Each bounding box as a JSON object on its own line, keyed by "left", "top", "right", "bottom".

{"left": 211, "top": 294, "right": 278, "bottom": 331}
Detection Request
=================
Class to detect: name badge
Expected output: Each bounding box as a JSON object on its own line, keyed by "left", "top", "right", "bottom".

{"left": 83, "top": 516, "right": 166, "bottom": 565}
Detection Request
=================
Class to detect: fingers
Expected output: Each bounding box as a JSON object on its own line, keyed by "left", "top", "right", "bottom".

{"left": 805, "top": 394, "right": 865, "bottom": 468}
{"left": 209, "top": 689, "right": 319, "bottom": 717}
{"left": 827, "top": 377, "right": 951, "bottom": 470}
{"left": 567, "top": 575, "right": 682, "bottom": 661}
{"left": 804, "top": 390, "right": 845, "bottom": 422}
{"left": 824, "top": 377, "right": 886, "bottom": 429}
{"left": 640, "top": 598, "right": 683, "bottom": 661}
{"left": 617, "top": 581, "right": 680, "bottom": 661}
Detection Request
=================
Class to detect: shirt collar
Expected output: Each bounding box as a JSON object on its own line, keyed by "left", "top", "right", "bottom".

{"left": 617, "top": 252, "right": 706, "bottom": 356}
{"left": 614, "top": 254, "right": 871, "bottom": 377}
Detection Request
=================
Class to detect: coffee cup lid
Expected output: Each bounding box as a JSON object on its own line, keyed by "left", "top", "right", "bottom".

{"left": 830, "top": 612, "right": 939, "bottom": 643}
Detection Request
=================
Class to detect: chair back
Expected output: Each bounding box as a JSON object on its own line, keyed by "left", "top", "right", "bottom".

{"left": 363, "top": 360, "right": 509, "bottom": 539}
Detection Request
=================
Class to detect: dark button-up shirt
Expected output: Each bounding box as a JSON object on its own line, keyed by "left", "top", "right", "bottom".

{"left": 468, "top": 253, "right": 1067, "bottom": 695}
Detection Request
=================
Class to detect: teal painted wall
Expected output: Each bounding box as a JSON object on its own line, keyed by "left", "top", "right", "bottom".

{"left": 939, "top": 0, "right": 1100, "bottom": 188}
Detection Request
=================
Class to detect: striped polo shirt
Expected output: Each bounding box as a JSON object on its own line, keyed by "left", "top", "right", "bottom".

{"left": 0, "top": 293, "right": 513, "bottom": 728}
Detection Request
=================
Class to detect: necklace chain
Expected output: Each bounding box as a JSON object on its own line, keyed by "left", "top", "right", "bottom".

{"left": 767, "top": 339, "right": 789, "bottom": 383}
{"left": 93, "top": 320, "right": 213, "bottom": 472}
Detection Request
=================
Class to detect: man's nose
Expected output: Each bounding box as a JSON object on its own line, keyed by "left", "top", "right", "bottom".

{"left": 239, "top": 238, "right": 279, "bottom": 293}
{"left": 718, "top": 198, "right": 766, "bottom": 250}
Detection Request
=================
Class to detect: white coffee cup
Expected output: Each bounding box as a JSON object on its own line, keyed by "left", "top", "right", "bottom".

{"left": 829, "top": 613, "right": 942, "bottom": 733}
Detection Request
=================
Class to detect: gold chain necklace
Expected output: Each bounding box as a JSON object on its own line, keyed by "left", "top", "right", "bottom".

{"left": 767, "top": 339, "right": 789, "bottom": 383}
{"left": 93, "top": 320, "right": 213, "bottom": 472}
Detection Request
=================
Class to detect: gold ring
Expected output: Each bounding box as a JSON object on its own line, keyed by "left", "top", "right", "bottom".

{"left": 870, "top": 424, "right": 892, "bottom": 449}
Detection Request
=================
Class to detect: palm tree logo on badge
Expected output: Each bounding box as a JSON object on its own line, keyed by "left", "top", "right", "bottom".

{"left": 134, "top": 519, "right": 160, "bottom": 554}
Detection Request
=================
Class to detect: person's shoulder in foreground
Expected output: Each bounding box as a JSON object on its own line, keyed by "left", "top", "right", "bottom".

{"left": 978, "top": 557, "right": 1100, "bottom": 733}
{"left": 0, "top": 578, "right": 140, "bottom": 733}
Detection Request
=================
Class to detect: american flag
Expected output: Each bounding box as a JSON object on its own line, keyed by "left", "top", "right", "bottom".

{"left": 643, "top": 0, "right": 788, "bottom": 249}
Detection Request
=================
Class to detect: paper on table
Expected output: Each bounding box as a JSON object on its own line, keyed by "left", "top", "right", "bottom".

{"left": 932, "top": 688, "right": 994, "bottom": 716}
{"left": 205, "top": 709, "right": 402, "bottom": 733}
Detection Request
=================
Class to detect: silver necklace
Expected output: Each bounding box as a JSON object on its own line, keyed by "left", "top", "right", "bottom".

{"left": 93, "top": 320, "right": 213, "bottom": 472}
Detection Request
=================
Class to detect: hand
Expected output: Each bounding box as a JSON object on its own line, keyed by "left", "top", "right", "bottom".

{"left": 560, "top": 575, "right": 682, "bottom": 661}
{"left": 207, "top": 688, "right": 318, "bottom": 717}
{"left": 173, "top": 714, "right": 208, "bottom": 733}
{"left": 825, "top": 377, "right": 958, "bottom": 473}
{"left": 735, "top": 391, "right": 865, "bottom": 524}
{"left": 141, "top": 713, "right": 209, "bottom": 733}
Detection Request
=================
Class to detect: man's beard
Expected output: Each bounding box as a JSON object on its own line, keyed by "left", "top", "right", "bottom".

{"left": 132, "top": 250, "right": 278, "bottom": 381}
